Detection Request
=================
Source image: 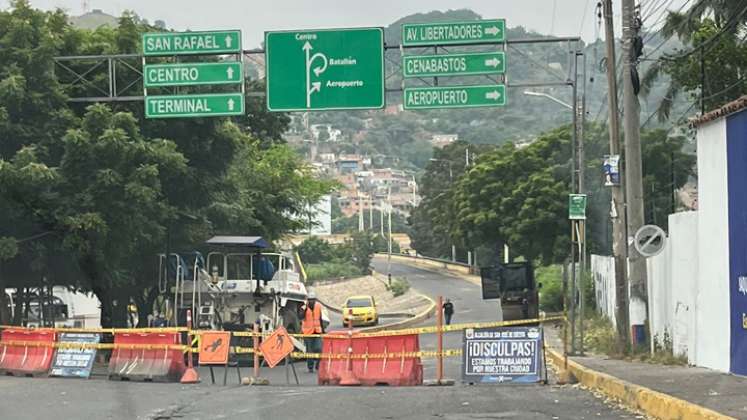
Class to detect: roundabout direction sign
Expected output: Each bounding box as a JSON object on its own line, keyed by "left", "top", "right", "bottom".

{"left": 633, "top": 224, "right": 667, "bottom": 258}
{"left": 265, "top": 27, "right": 385, "bottom": 111}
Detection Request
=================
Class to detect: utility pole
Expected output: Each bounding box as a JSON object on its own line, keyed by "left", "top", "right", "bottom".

{"left": 603, "top": 0, "right": 630, "bottom": 353}
{"left": 622, "top": 0, "right": 648, "bottom": 349}
{"left": 387, "top": 187, "right": 392, "bottom": 280}
{"left": 358, "top": 192, "right": 364, "bottom": 232}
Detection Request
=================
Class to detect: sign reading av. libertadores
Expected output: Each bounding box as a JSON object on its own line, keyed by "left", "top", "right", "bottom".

{"left": 402, "top": 19, "right": 506, "bottom": 46}
{"left": 143, "top": 30, "right": 242, "bottom": 56}
{"left": 462, "top": 326, "right": 543, "bottom": 384}
{"left": 265, "top": 27, "right": 385, "bottom": 111}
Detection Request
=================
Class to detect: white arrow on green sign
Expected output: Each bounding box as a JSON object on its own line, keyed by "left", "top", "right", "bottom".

{"left": 403, "top": 84, "right": 506, "bottom": 110}
{"left": 401, "top": 19, "right": 505, "bottom": 46}
{"left": 143, "top": 30, "right": 241, "bottom": 56}
{"left": 403, "top": 52, "right": 505, "bottom": 78}
{"left": 145, "top": 93, "right": 244, "bottom": 118}
{"left": 144, "top": 62, "right": 243, "bottom": 87}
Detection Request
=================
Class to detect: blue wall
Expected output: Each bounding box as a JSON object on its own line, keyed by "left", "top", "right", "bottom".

{"left": 727, "top": 109, "right": 747, "bottom": 375}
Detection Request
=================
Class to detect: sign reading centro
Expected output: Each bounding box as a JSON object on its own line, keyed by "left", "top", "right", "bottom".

{"left": 143, "top": 30, "right": 241, "bottom": 56}
{"left": 144, "top": 62, "right": 242, "bottom": 87}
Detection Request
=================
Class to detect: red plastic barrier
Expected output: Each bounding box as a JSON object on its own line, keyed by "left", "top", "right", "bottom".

{"left": 318, "top": 332, "right": 423, "bottom": 386}
{"left": 0, "top": 328, "right": 56, "bottom": 377}
{"left": 108, "top": 331, "right": 185, "bottom": 382}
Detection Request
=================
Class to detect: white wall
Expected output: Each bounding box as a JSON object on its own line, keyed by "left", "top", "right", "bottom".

{"left": 592, "top": 254, "right": 616, "bottom": 326}
{"left": 645, "top": 211, "right": 698, "bottom": 361}
{"left": 695, "top": 117, "right": 731, "bottom": 372}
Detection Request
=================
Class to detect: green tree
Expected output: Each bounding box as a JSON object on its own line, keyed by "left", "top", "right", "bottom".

{"left": 56, "top": 104, "right": 187, "bottom": 327}
{"left": 642, "top": 6, "right": 747, "bottom": 119}
{"left": 641, "top": 129, "right": 696, "bottom": 228}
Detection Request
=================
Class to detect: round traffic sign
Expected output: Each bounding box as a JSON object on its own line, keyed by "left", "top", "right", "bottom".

{"left": 634, "top": 225, "right": 666, "bottom": 257}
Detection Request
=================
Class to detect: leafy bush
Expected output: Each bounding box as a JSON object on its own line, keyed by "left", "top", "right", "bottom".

{"left": 389, "top": 277, "right": 410, "bottom": 297}
{"left": 582, "top": 315, "right": 618, "bottom": 356}
{"left": 305, "top": 262, "right": 363, "bottom": 283}
{"left": 536, "top": 264, "right": 563, "bottom": 312}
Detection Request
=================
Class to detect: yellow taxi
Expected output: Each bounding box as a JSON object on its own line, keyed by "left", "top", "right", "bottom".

{"left": 342, "top": 295, "right": 378, "bottom": 327}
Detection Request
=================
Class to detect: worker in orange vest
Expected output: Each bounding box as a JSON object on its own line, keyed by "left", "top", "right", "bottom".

{"left": 302, "top": 291, "right": 324, "bottom": 372}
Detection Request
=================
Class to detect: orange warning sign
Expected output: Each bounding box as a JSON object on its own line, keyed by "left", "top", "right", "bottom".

{"left": 259, "top": 326, "right": 294, "bottom": 368}
{"left": 198, "top": 331, "right": 231, "bottom": 365}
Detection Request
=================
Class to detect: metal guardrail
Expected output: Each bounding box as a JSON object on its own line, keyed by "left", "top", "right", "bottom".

{"left": 376, "top": 252, "right": 480, "bottom": 275}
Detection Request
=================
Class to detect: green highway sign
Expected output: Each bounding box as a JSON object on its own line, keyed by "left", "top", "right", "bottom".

{"left": 402, "top": 52, "right": 505, "bottom": 78}
{"left": 265, "top": 27, "right": 385, "bottom": 111}
{"left": 403, "top": 84, "right": 506, "bottom": 110}
{"left": 569, "top": 194, "right": 588, "bottom": 220}
{"left": 401, "top": 19, "right": 506, "bottom": 46}
{"left": 144, "top": 62, "right": 243, "bottom": 87}
{"left": 142, "top": 30, "right": 241, "bottom": 56}
{"left": 145, "top": 93, "right": 244, "bottom": 118}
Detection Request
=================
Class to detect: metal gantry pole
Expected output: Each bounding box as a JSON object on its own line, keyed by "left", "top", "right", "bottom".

{"left": 569, "top": 43, "right": 579, "bottom": 355}
{"left": 579, "top": 50, "right": 587, "bottom": 356}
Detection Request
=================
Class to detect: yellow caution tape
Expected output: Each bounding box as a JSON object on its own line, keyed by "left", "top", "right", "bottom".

{"left": 0, "top": 325, "right": 188, "bottom": 334}
{"left": 1, "top": 340, "right": 188, "bottom": 351}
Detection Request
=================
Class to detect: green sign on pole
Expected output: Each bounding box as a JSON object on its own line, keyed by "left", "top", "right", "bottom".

{"left": 403, "top": 85, "right": 506, "bottom": 110}
{"left": 145, "top": 93, "right": 244, "bottom": 119}
{"left": 265, "top": 27, "right": 385, "bottom": 111}
{"left": 142, "top": 30, "right": 241, "bottom": 56}
{"left": 402, "top": 52, "right": 505, "bottom": 78}
{"left": 401, "top": 19, "right": 506, "bottom": 46}
{"left": 144, "top": 62, "right": 243, "bottom": 87}
{"left": 569, "top": 194, "right": 588, "bottom": 220}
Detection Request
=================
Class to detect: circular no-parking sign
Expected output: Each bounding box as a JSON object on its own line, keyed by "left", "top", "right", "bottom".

{"left": 634, "top": 225, "right": 667, "bottom": 257}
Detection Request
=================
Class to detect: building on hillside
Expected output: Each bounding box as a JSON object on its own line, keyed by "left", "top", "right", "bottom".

{"left": 431, "top": 134, "right": 459, "bottom": 148}
{"left": 336, "top": 155, "right": 364, "bottom": 174}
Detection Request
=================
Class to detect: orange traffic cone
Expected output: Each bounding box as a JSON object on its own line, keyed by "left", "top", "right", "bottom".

{"left": 181, "top": 309, "right": 200, "bottom": 384}
{"left": 181, "top": 366, "right": 200, "bottom": 384}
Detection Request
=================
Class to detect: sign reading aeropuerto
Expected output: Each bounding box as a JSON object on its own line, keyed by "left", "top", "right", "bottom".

{"left": 462, "top": 326, "right": 542, "bottom": 384}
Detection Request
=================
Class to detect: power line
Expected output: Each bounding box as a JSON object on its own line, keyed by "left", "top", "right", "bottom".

{"left": 664, "top": 3, "right": 747, "bottom": 60}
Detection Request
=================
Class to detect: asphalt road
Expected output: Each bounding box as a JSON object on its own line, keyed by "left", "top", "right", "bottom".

{"left": 0, "top": 259, "right": 637, "bottom": 420}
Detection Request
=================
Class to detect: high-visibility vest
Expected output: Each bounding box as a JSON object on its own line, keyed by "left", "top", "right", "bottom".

{"left": 302, "top": 302, "right": 323, "bottom": 334}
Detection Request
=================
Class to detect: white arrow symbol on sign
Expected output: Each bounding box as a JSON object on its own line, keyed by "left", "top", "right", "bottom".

{"left": 226, "top": 67, "right": 234, "bottom": 79}
{"left": 485, "top": 90, "right": 502, "bottom": 100}
{"left": 303, "top": 41, "right": 328, "bottom": 108}
{"left": 227, "top": 98, "right": 235, "bottom": 111}
{"left": 485, "top": 26, "right": 501, "bottom": 36}
{"left": 225, "top": 35, "right": 233, "bottom": 48}
{"left": 484, "top": 57, "right": 501, "bottom": 68}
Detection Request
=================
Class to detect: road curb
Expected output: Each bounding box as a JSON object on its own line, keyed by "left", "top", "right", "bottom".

{"left": 360, "top": 293, "right": 435, "bottom": 333}
{"left": 375, "top": 254, "right": 482, "bottom": 286}
{"left": 545, "top": 347, "right": 734, "bottom": 420}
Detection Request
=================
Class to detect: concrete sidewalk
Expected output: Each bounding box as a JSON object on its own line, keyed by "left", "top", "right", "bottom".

{"left": 546, "top": 326, "right": 747, "bottom": 419}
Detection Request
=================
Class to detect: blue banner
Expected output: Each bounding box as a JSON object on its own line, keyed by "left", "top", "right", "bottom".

{"left": 50, "top": 333, "right": 99, "bottom": 378}
{"left": 462, "top": 326, "right": 542, "bottom": 384}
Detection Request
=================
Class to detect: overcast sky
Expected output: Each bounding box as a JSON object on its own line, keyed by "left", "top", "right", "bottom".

{"left": 19, "top": 0, "right": 689, "bottom": 48}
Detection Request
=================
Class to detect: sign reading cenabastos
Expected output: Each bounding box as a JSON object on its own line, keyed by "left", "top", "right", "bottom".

{"left": 265, "top": 27, "right": 385, "bottom": 111}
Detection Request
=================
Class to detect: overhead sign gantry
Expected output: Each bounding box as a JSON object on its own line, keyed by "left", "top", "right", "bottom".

{"left": 142, "top": 30, "right": 245, "bottom": 119}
